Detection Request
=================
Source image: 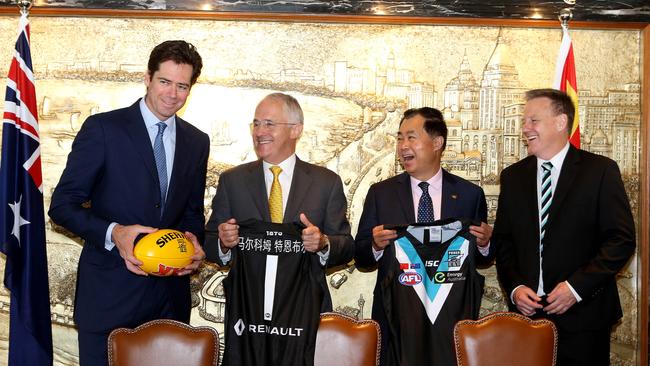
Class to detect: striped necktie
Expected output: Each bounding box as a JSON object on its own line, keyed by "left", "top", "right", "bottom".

{"left": 269, "top": 166, "right": 283, "bottom": 223}
{"left": 539, "top": 162, "right": 553, "bottom": 241}
{"left": 153, "top": 122, "right": 168, "bottom": 214}
{"left": 537, "top": 161, "right": 553, "bottom": 295}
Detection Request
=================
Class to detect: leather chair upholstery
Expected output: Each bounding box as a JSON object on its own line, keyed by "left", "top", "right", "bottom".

{"left": 314, "top": 312, "right": 381, "bottom": 366}
{"left": 108, "top": 319, "right": 220, "bottom": 366}
{"left": 454, "top": 312, "right": 557, "bottom": 366}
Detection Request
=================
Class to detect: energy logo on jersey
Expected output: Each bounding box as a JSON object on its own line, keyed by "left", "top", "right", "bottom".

{"left": 394, "top": 234, "right": 469, "bottom": 325}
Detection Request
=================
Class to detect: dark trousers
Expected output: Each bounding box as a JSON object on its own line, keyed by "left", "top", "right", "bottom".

{"left": 77, "top": 277, "right": 180, "bottom": 366}
{"left": 557, "top": 328, "right": 611, "bottom": 366}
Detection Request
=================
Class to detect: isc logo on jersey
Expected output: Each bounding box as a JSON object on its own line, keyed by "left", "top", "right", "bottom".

{"left": 398, "top": 272, "right": 422, "bottom": 286}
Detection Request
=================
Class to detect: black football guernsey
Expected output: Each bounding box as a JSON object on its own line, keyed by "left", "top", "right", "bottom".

{"left": 381, "top": 218, "right": 484, "bottom": 366}
{"left": 222, "top": 219, "right": 325, "bottom": 366}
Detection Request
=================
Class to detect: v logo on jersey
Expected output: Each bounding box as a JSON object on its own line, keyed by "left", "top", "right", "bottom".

{"left": 394, "top": 235, "right": 469, "bottom": 325}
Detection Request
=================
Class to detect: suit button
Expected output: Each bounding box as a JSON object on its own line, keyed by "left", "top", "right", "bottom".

{"left": 155, "top": 204, "right": 161, "bottom": 208}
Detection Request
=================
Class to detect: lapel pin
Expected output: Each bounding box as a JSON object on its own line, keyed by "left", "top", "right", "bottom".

{"left": 451, "top": 194, "right": 458, "bottom": 199}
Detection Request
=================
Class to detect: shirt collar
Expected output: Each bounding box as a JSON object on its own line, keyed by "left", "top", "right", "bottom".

{"left": 262, "top": 154, "right": 297, "bottom": 174}
{"left": 537, "top": 142, "right": 570, "bottom": 171}
{"left": 410, "top": 167, "right": 443, "bottom": 191}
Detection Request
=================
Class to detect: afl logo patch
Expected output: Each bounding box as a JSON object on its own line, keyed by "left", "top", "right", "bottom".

{"left": 398, "top": 272, "right": 422, "bottom": 286}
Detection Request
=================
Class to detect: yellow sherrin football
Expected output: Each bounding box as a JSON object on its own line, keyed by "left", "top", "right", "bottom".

{"left": 134, "top": 229, "right": 194, "bottom": 276}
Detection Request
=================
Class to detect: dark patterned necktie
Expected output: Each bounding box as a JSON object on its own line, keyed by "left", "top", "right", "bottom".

{"left": 417, "top": 181, "right": 434, "bottom": 223}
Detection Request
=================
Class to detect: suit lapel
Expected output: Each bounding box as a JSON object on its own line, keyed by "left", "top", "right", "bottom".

{"left": 522, "top": 157, "right": 541, "bottom": 238}
{"left": 546, "top": 146, "right": 580, "bottom": 229}
{"left": 396, "top": 173, "right": 416, "bottom": 223}
{"left": 440, "top": 169, "right": 458, "bottom": 219}
{"left": 123, "top": 101, "right": 158, "bottom": 186}
{"left": 248, "top": 160, "right": 271, "bottom": 222}
{"left": 284, "top": 158, "right": 313, "bottom": 223}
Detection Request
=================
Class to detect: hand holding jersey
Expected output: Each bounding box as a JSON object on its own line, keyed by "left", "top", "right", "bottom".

{"left": 218, "top": 218, "right": 240, "bottom": 253}
{"left": 218, "top": 214, "right": 328, "bottom": 255}
{"left": 374, "top": 222, "right": 489, "bottom": 252}
{"left": 469, "top": 221, "right": 492, "bottom": 247}
{"left": 300, "top": 213, "right": 329, "bottom": 253}
{"left": 371, "top": 225, "right": 398, "bottom": 251}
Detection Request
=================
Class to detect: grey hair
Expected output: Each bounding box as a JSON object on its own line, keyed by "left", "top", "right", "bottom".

{"left": 263, "top": 92, "right": 304, "bottom": 124}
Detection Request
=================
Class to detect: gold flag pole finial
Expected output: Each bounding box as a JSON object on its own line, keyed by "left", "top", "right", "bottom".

{"left": 558, "top": 8, "right": 573, "bottom": 30}
{"left": 17, "top": 0, "right": 32, "bottom": 16}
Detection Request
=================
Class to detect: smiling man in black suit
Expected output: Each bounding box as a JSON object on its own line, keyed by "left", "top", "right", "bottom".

{"left": 494, "top": 89, "right": 636, "bottom": 365}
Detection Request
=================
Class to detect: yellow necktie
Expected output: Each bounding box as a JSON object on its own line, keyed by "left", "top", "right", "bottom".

{"left": 269, "top": 166, "right": 283, "bottom": 223}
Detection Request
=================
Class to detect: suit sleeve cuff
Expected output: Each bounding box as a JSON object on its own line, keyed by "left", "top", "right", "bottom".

{"left": 510, "top": 284, "right": 525, "bottom": 304}
{"left": 477, "top": 241, "right": 490, "bottom": 256}
{"left": 316, "top": 236, "right": 330, "bottom": 266}
{"left": 218, "top": 238, "right": 232, "bottom": 263}
{"left": 565, "top": 280, "right": 582, "bottom": 302}
{"left": 371, "top": 245, "right": 384, "bottom": 261}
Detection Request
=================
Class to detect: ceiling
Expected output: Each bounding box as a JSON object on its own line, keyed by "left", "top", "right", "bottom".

{"left": 1, "top": 0, "right": 649, "bottom": 23}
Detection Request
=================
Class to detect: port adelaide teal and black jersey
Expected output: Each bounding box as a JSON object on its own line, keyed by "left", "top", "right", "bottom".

{"left": 381, "top": 218, "right": 484, "bottom": 366}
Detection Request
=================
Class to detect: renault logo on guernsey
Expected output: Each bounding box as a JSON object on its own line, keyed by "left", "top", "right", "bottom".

{"left": 233, "top": 318, "right": 305, "bottom": 337}
{"left": 234, "top": 319, "right": 246, "bottom": 336}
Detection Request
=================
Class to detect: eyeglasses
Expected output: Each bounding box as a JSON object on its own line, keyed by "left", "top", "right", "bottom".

{"left": 250, "top": 119, "right": 298, "bottom": 130}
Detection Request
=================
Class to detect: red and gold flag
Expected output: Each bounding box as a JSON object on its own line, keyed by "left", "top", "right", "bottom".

{"left": 553, "top": 26, "right": 580, "bottom": 148}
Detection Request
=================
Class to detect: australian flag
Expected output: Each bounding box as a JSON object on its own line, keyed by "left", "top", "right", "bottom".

{"left": 0, "top": 13, "right": 53, "bottom": 366}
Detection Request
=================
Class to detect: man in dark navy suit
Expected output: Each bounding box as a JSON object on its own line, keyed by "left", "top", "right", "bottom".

{"left": 354, "top": 107, "right": 493, "bottom": 366}
{"left": 49, "top": 40, "right": 209, "bottom": 366}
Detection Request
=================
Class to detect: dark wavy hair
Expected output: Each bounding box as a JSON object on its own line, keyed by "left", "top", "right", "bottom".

{"left": 147, "top": 40, "right": 203, "bottom": 85}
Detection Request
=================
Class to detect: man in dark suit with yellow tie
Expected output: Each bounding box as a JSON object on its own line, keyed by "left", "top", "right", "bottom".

{"left": 205, "top": 92, "right": 354, "bottom": 365}
{"left": 205, "top": 92, "right": 353, "bottom": 268}
{"left": 494, "top": 89, "right": 636, "bottom": 365}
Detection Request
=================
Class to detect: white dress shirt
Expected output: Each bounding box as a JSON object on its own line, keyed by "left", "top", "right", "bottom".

{"left": 511, "top": 142, "right": 581, "bottom": 303}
